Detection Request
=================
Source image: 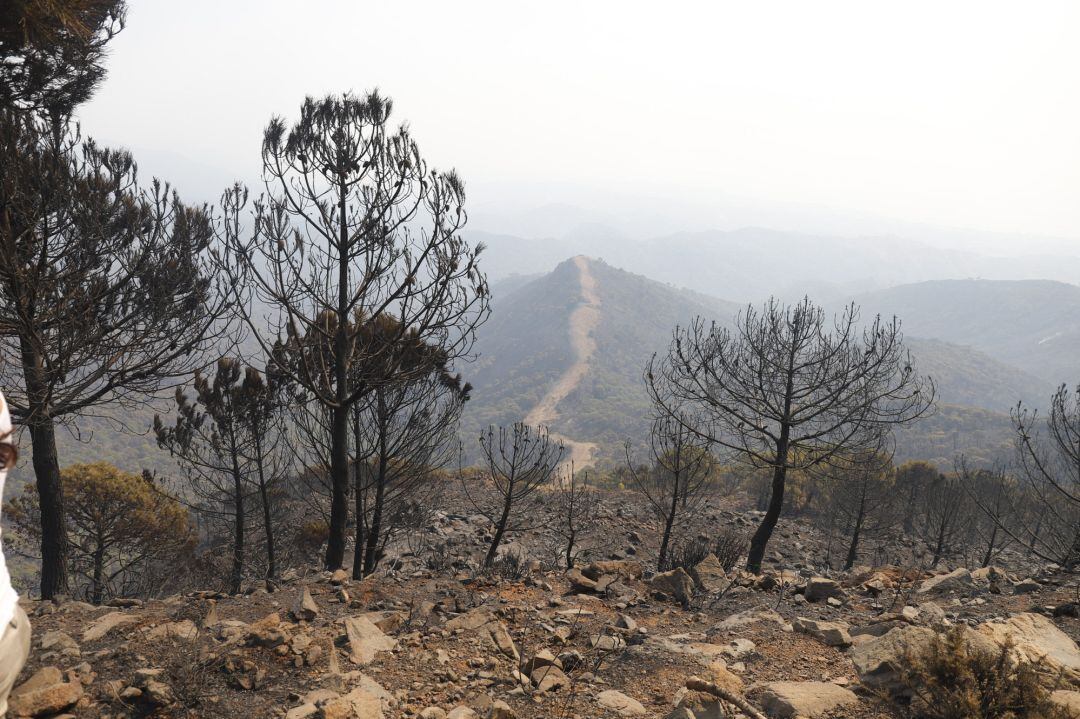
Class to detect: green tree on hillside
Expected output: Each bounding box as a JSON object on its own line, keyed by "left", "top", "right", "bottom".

{"left": 6, "top": 461, "right": 193, "bottom": 603}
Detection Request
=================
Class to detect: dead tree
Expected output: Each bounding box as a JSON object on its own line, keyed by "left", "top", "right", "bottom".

{"left": 624, "top": 413, "right": 713, "bottom": 571}
{"left": 971, "top": 386, "right": 1080, "bottom": 570}
{"left": 553, "top": 464, "right": 599, "bottom": 569}
{"left": 465, "top": 423, "right": 564, "bottom": 568}
{"left": 916, "top": 471, "right": 971, "bottom": 569}
{"left": 235, "top": 363, "right": 291, "bottom": 584}
{"left": 276, "top": 312, "right": 467, "bottom": 578}
{"left": 955, "top": 458, "right": 1019, "bottom": 569}
{"left": 896, "top": 460, "right": 939, "bottom": 535}
{"left": 815, "top": 435, "right": 899, "bottom": 570}
{"left": 352, "top": 332, "right": 470, "bottom": 578}
{"left": 647, "top": 298, "right": 934, "bottom": 573}
{"left": 154, "top": 359, "right": 285, "bottom": 593}
{"left": 216, "top": 92, "right": 489, "bottom": 572}
{"left": 0, "top": 114, "right": 234, "bottom": 598}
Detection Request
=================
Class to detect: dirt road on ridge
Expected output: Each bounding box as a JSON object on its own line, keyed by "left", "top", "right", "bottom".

{"left": 523, "top": 255, "right": 600, "bottom": 472}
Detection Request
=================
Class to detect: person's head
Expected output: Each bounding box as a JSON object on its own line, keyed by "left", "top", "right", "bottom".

{"left": 0, "top": 393, "right": 16, "bottom": 472}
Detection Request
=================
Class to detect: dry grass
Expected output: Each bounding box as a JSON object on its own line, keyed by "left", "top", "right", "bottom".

{"left": 898, "top": 627, "right": 1071, "bottom": 719}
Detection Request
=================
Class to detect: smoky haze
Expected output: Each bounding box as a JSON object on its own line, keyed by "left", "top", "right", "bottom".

{"left": 77, "top": 0, "right": 1080, "bottom": 285}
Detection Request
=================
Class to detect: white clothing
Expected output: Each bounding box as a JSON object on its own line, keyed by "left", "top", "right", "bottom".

{"left": 0, "top": 392, "right": 18, "bottom": 629}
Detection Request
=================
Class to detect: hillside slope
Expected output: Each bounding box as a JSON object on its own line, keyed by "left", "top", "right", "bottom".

{"left": 854, "top": 279, "right": 1080, "bottom": 386}
{"left": 521, "top": 257, "right": 601, "bottom": 468}
{"left": 904, "top": 337, "right": 1052, "bottom": 412}
{"left": 462, "top": 257, "right": 739, "bottom": 465}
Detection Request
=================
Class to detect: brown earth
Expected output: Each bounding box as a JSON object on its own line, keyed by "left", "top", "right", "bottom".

{"left": 524, "top": 255, "right": 601, "bottom": 473}
{"left": 10, "top": 489, "right": 1080, "bottom": 719}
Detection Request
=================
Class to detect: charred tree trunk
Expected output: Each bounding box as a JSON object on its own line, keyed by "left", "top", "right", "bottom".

{"left": 748, "top": 411, "right": 792, "bottom": 574}
{"left": 229, "top": 452, "right": 245, "bottom": 595}
{"left": 20, "top": 336, "right": 69, "bottom": 599}
{"left": 981, "top": 525, "right": 999, "bottom": 568}
{"left": 28, "top": 418, "right": 67, "bottom": 599}
{"left": 931, "top": 524, "right": 946, "bottom": 568}
{"left": 351, "top": 406, "right": 365, "bottom": 580}
{"left": 748, "top": 461, "right": 787, "bottom": 575}
{"left": 91, "top": 537, "right": 105, "bottom": 605}
{"left": 485, "top": 493, "right": 514, "bottom": 568}
{"left": 658, "top": 473, "right": 681, "bottom": 571}
{"left": 326, "top": 404, "right": 349, "bottom": 571}
{"left": 361, "top": 467, "right": 386, "bottom": 577}
{"left": 254, "top": 431, "right": 276, "bottom": 587}
{"left": 564, "top": 527, "right": 577, "bottom": 570}
{"left": 845, "top": 506, "right": 865, "bottom": 570}
{"left": 362, "top": 388, "right": 393, "bottom": 574}
{"left": 325, "top": 179, "right": 351, "bottom": 572}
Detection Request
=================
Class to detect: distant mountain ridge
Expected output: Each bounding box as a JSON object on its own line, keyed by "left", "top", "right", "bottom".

{"left": 852, "top": 279, "right": 1080, "bottom": 387}
{"left": 467, "top": 227, "right": 1080, "bottom": 304}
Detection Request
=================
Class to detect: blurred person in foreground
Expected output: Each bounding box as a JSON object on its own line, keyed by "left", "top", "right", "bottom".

{"left": 0, "top": 392, "right": 28, "bottom": 715}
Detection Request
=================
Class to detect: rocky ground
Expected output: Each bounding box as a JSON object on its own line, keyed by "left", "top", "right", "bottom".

{"left": 7, "top": 491, "right": 1080, "bottom": 718}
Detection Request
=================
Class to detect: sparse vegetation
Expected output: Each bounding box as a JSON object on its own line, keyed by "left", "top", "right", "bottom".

{"left": 898, "top": 627, "right": 1071, "bottom": 719}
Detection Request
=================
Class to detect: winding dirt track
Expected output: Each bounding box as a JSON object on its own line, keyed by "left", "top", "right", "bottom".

{"left": 524, "top": 256, "right": 600, "bottom": 472}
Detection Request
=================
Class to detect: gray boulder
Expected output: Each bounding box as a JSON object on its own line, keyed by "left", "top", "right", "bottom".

{"left": 760, "top": 681, "right": 858, "bottom": 718}
{"left": 917, "top": 567, "right": 972, "bottom": 594}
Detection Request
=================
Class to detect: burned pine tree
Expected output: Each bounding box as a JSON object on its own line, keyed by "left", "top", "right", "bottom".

{"left": 647, "top": 298, "right": 934, "bottom": 574}
{"left": 465, "top": 423, "right": 564, "bottom": 568}
{"left": 217, "top": 92, "right": 489, "bottom": 572}
{"left": 0, "top": 114, "right": 234, "bottom": 599}
{"left": 270, "top": 311, "right": 469, "bottom": 578}
{"left": 624, "top": 412, "right": 713, "bottom": 572}
{"left": 897, "top": 460, "right": 939, "bottom": 535}
{"left": 552, "top": 464, "right": 599, "bottom": 570}
{"left": 970, "top": 386, "right": 1080, "bottom": 570}
{"left": 154, "top": 359, "right": 287, "bottom": 593}
{"left": 815, "top": 436, "right": 899, "bottom": 570}
{"left": 351, "top": 316, "right": 471, "bottom": 578}
{"left": 235, "top": 363, "right": 291, "bottom": 584}
{"left": 955, "top": 458, "right": 1020, "bottom": 569}
{"left": 915, "top": 470, "right": 972, "bottom": 569}
{"left": 0, "top": 0, "right": 125, "bottom": 114}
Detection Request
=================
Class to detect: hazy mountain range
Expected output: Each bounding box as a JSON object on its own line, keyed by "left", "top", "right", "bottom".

{"left": 467, "top": 225, "right": 1080, "bottom": 304}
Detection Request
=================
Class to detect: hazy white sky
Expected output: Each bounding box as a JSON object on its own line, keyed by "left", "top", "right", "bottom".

{"left": 79, "top": 1, "right": 1080, "bottom": 241}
